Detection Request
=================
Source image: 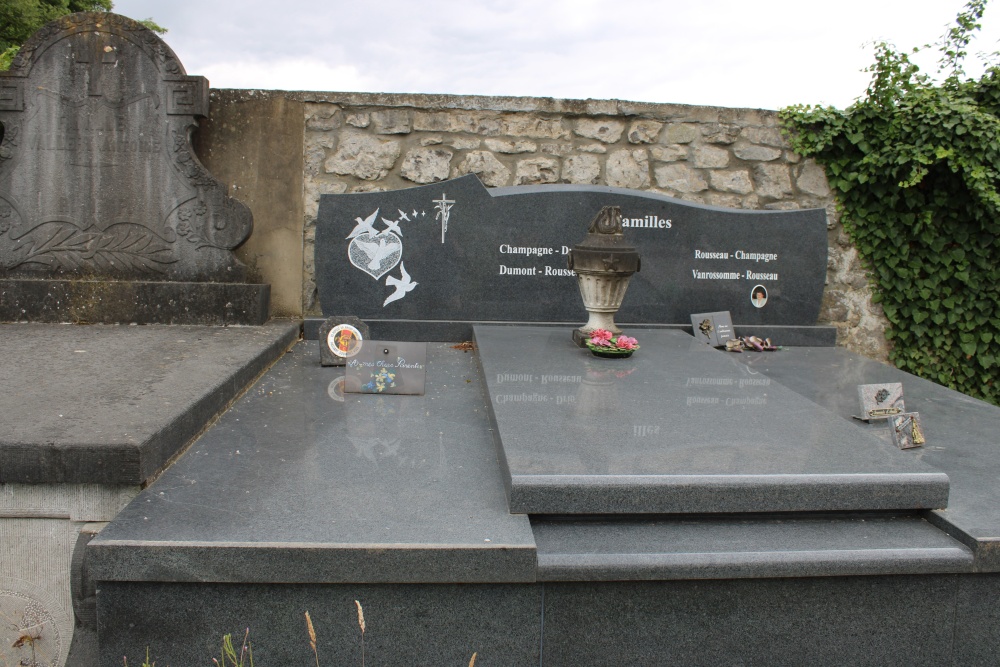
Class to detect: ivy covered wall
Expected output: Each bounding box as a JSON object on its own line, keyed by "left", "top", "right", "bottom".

{"left": 781, "top": 0, "right": 1000, "bottom": 404}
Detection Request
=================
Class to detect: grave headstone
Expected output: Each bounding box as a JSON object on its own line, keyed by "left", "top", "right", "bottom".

{"left": 316, "top": 175, "right": 827, "bottom": 327}
{"left": 0, "top": 13, "right": 252, "bottom": 284}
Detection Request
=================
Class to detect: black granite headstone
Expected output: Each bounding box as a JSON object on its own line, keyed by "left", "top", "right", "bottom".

{"left": 316, "top": 175, "right": 827, "bottom": 326}
{"left": 0, "top": 13, "right": 252, "bottom": 282}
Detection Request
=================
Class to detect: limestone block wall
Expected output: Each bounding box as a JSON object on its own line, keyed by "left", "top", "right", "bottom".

{"left": 196, "top": 91, "right": 888, "bottom": 360}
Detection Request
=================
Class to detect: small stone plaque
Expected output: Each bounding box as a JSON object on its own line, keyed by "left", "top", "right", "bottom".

{"left": 889, "top": 412, "right": 925, "bottom": 449}
{"left": 690, "top": 311, "right": 734, "bottom": 347}
{"left": 318, "top": 316, "right": 369, "bottom": 366}
{"left": 857, "top": 383, "right": 905, "bottom": 421}
{"left": 345, "top": 341, "right": 427, "bottom": 395}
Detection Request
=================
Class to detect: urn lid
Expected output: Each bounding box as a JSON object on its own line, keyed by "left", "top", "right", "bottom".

{"left": 567, "top": 206, "right": 641, "bottom": 274}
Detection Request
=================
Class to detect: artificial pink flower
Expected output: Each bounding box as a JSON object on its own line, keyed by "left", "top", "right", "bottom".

{"left": 590, "top": 329, "right": 613, "bottom": 342}
{"left": 589, "top": 335, "right": 612, "bottom": 347}
{"left": 616, "top": 335, "right": 638, "bottom": 350}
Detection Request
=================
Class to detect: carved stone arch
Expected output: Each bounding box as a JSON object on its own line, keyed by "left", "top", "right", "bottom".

{"left": 7, "top": 13, "right": 187, "bottom": 83}
{"left": 0, "top": 12, "right": 252, "bottom": 282}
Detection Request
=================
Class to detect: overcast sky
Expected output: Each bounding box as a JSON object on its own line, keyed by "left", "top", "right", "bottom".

{"left": 110, "top": 0, "right": 1000, "bottom": 110}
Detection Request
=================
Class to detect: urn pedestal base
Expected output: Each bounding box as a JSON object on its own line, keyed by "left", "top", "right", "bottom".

{"left": 571, "top": 277, "right": 630, "bottom": 347}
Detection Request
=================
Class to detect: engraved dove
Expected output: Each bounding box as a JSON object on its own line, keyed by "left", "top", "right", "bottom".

{"left": 382, "top": 217, "right": 403, "bottom": 237}
{"left": 346, "top": 209, "right": 379, "bottom": 239}
{"left": 355, "top": 236, "right": 400, "bottom": 270}
{"left": 381, "top": 209, "right": 410, "bottom": 236}
{"left": 384, "top": 262, "right": 418, "bottom": 306}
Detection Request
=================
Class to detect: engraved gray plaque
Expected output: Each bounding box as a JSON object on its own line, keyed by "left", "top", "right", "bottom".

{"left": 345, "top": 341, "right": 427, "bottom": 395}
{"left": 691, "top": 311, "right": 734, "bottom": 347}
{"left": 858, "top": 383, "right": 905, "bottom": 421}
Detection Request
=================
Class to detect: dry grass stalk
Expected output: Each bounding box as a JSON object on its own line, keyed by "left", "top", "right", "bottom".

{"left": 355, "top": 600, "right": 366, "bottom": 634}
{"left": 469, "top": 652, "right": 478, "bottom": 667}
{"left": 304, "top": 611, "right": 319, "bottom": 667}
{"left": 354, "top": 600, "right": 367, "bottom": 667}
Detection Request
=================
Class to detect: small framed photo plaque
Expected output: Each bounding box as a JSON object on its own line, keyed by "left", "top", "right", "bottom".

{"left": 857, "top": 382, "right": 905, "bottom": 422}
{"left": 889, "top": 412, "right": 925, "bottom": 449}
{"left": 318, "top": 316, "right": 370, "bottom": 367}
{"left": 690, "top": 311, "right": 735, "bottom": 348}
{"left": 345, "top": 341, "right": 428, "bottom": 395}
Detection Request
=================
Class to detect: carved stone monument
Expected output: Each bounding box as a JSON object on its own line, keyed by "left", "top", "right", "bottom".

{"left": 0, "top": 12, "right": 267, "bottom": 324}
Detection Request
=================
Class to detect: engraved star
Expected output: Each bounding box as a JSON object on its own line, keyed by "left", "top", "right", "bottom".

{"left": 601, "top": 255, "right": 621, "bottom": 271}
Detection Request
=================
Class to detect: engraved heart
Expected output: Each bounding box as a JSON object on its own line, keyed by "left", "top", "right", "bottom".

{"left": 348, "top": 231, "right": 402, "bottom": 280}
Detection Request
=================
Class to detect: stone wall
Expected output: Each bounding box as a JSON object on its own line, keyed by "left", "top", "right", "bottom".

{"left": 193, "top": 91, "right": 305, "bottom": 318}
{"left": 196, "top": 91, "right": 889, "bottom": 359}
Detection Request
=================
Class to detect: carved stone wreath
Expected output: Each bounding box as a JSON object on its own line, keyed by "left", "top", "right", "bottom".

{"left": 0, "top": 588, "right": 63, "bottom": 667}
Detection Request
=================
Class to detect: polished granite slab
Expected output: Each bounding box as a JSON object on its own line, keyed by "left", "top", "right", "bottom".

{"left": 954, "top": 574, "right": 1000, "bottom": 663}
{"left": 88, "top": 341, "right": 537, "bottom": 584}
{"left": 87, "top": 334, "right": 1000, "bottom": 665}
{"left": 102, "top": 581, "right": 542, "bottom": 667}
{"left": 730, "top": 347, "right": 1000, "bottom": 570}
{"left": 97, "top": 574, "right": 1000, "bottom": 666}
{"left": 0, "top": 321, "right": 299, "bottom": 485}
{"left": 541, "top": 575, "right": 959, "bottom": 666}
{"left": 532, "top": 514, "right": 973, "bottom": 581}
{"left": 475, "top": 325, "right": 949, "bottom": 514}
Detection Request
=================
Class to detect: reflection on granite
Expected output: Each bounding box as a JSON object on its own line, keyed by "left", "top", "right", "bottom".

{"left": 89, "top": 342, "right": 536, "bottom": 584}
{"left": 476, "top": 325, "right": 949, "bottom": 514}
{"left": 732, "top": 347, "right": 1000, "bottom": 570}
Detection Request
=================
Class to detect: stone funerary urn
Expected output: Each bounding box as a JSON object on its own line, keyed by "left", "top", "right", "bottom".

{"left": 0, "top": 12, "right": 251, "bottom": 281}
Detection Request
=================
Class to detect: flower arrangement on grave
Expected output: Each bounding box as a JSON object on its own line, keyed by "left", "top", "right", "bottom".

{"left": 724, "top": 336, "right": 779, "bottom": 353}
{"left": 585, "top": 329, "right": 639, "bottom": 358}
